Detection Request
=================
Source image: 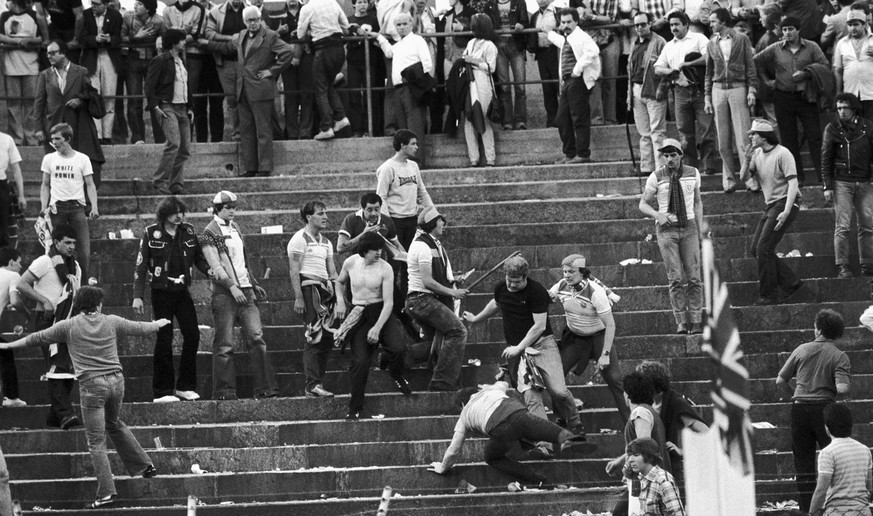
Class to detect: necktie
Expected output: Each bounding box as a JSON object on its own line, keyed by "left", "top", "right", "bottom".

{"left": 561, "top": 37, "right": 577, "bottom": 79}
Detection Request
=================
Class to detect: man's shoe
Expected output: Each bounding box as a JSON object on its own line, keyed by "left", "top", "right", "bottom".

{"left": 242, "top": 171, "right": 259, "bottom": 177}
{"left": 554, "top": 156, "right": 570, "bottom": 165}
{"left": 256, "top": 392, "right": 279, "bottom": 399}
{"left": 174, "top": 390, "right": 200, "bottom": 401}
{"left": 333, "top": 117, "right": 351, "bottom": 132}
{"left": 689, "top": 322, "right": 704, "bottom": 334}
{"left": 514, "top": 122, "right": 527, "bottom": 130}
{"left": 215, "top": 394, "right": 238, "bottom": 401}
{"left": 863, "top": 265, "right": 873, "bottom": 277}
{"left": 753, "top": 297, "right": 779, "bottom": 306}
{"left": 88, "top": 494, "right": 117, "bottom": 509}
{"left": 393, "top": 376, "right": 412, "bottom": 396}
{"left": 345, "top": 411, "right": 361, "bottom": 420}
{"left": 559, "top": 435, "right": 598, "bottom": 457}
{"left": 428, "top": 382, "right": 458, "bottom": 392}
{"left": 723, "top": 185, "right": 737, "bottom": 194}
{"left": 141, "top": 464, "right": 157, "bottom": 478}
{"left": 566, "top": 156, "right": 590, "bottom": 164}
{"left": 2, "top": 397, "right": 26, "bottom": 407}
{"left": 60, "top": 415, "right": 81, "bottom": 430}
{"left": 153, "top": 395, "right": 180, "bottom": 403}
{"left": 676, "top": 323, "right": 688, "bottom": 334}
{"left": 837, "top": 264, "right": 853, "bottom": 279}
{"left": 134, "top": 140, "right": 145, "bottom": 145}
{"left": 306, "top": 385, "right": 334, "bottom": 397}
{"left": 526, "top": 446, "right": 555, "bottom": 460}
{"left": 783, "top": 280, "right": 804, "bottom": 300}
{"left": 314, "top": 128, "right": 335, "bottom": 140}
{"left": 502, "top": 124, "right": 512, "bottom": 130}
{"left": 153, "top": 184, "right": 171, "bottom": 195}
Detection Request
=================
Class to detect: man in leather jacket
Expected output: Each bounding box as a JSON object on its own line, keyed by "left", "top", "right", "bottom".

{"left": 133, "top": 196, "right": 209, "bottom": 402}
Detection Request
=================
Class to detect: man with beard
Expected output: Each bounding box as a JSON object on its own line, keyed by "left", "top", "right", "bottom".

{"left": 15, "top": 224, "right": 82, "bottom": 429}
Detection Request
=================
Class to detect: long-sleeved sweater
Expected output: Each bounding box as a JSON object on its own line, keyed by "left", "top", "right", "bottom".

{"left": 25, "top": 313, "right": 161, "bottom": 382}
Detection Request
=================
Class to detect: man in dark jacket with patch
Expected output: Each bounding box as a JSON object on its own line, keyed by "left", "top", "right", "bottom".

{"left": 822, "top": 92, "right": 873, "bottom": 278}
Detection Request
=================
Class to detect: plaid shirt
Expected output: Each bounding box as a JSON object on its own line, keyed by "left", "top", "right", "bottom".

{"left": 639, "top": 466, "right": 685, "bottom": 516}
{"left": 642, "top": 0, "right": 669, "bottom": 21}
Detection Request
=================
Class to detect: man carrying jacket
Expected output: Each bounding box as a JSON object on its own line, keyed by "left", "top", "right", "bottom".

{"left": 78, "top": 0, "right": 122, "bottom": 145}
{"left": 133, "top": 196, "right": 209, "bottom": 402}
{"left": 627, "top": 12, "right": 667, "bottom": 176}
{"left": 822, "top": 92, "right": 873, "bottom": 278}
{"left": 200, "top": 190, "right": 279, "bottom": 400}
{"left": 704, "top": 8, "right": 759, "bottom": 194}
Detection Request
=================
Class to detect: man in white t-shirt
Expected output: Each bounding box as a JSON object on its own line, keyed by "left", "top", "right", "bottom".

{"left": 15, "top": 224, "right": 82, "bottom": 429}
{"left": 638, "top": 139, "right": 704, "bottom": 335}
{"left": 0, "top": 247, "right": 26, "bottom": 407}
{"left": 288, "top": 200, "right": 338, "bottom": 398}
{"left": 200, "top": 191, "right": 279, "bottom": 400}
{"left": 405, "top": 207, "right": 468, "bottom": 391}
{"left": 40, "top": 122, "right": 99, "bottom": 280}
{"left": 0, "top": 131, "right": 26, "bottom": 249}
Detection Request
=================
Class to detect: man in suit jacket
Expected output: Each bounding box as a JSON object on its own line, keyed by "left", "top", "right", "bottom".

{"left": 33, "top": 40, "right": 106, "bottom": 187}
{"left": 79, "top": 0, "right": 123, "bottom": 144}
{"left": 235, "top": 5, "right": 293, "bottom": 177}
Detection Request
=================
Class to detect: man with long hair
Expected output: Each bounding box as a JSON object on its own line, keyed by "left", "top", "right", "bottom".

{"left": 133, "top": 196, "right": 209, "bottom": 402}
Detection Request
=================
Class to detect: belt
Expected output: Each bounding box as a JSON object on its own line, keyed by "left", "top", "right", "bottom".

{"left": 407, "top": 291, "right": 432, "bottom": 298}
{"left": 777, "top": 89, "right": 805, "bottom": 95}
{"left": 793, "top": 398, "right": 831, "bottom": 404}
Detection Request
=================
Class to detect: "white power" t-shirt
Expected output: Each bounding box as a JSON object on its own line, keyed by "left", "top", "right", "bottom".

{"left": 41, "top": 151, "right": 92, "bottom": 206}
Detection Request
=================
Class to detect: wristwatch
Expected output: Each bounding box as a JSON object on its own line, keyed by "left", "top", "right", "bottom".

{"left": 602, "top": 350, "right": 610, "bottom": 356}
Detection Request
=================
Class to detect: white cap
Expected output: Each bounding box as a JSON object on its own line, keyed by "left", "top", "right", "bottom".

{"left": 212, "top": 190, "right": 238, "bottom": 205}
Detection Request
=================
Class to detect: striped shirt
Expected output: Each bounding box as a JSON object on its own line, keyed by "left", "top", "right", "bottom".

{"left": 639, "top": 466, "right": 685, "bottom": 516}
{"left": 550, "top": 279, "right": 610, "bottom": 336}
{"left": 287, "top": 229, "right": 333, "bottom": 281}
{"left": 818, "top": 437, "right": 872, "bottom": 513}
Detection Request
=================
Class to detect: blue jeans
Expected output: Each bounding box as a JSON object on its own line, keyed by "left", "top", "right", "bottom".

{"left": 154, "top": 103, "right": 190, "bottom": 193}
{"left": 496, "top": 38, "right": 527, "bottom": 127}
{"left": 656, "top": 218, "right": 703, "bottom": 324}
{"left": 313, "top": 45, "right": 347, "bottom": 132}
{"left": 750, "top": 200, "right": 800, "bottom": 300}
{"left": 520, "top": 335, "right": 581, "bottom": 430}
{"left": 405, "top": 292, "right": 467, "bottom": 389}
{"left": 486, "top": 408, "right": 569, "bottom": 484}
{"left": 211, "top": 288, "right": 278, "bottom": 399}
{"left": 49, "top": 200, "right": 90, "bottom": 279}
{"left": 833, "top": 181, "right": 873, "bottom": 266}
{"left": 558, "top": 327, "right": 629, "bottom": 424}
{"left": 79, "top": 371, "right": 152, "bottom": 499}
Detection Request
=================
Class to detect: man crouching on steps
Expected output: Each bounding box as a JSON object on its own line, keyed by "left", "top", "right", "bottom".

{"left": 427, "top": 381, "right": 597, "bottom": 487}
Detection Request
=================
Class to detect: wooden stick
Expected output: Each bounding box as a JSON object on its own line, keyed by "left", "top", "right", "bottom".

{"left": 376, "top": 485, "right": 393, "bottom": 515}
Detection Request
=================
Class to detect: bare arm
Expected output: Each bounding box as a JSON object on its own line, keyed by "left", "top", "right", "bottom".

{"left": 40, "top": 171, "right": 51, "bottom": 212}
{"left": 775, "top": 376, "right": 794, "bottom": 398}
{"left": 15, "top": 270, "right": 53, "bottom": 312}
{"left": 288, "top": 252, "right": 306, "bottom": 313}
{"left": 808, "top": 472, "right": 832, "bottom": 516}
{"left": 681, "top": 414, "right": 708, "bottom": 432}
{"left": 84, "top": 175, "right": 99, "bottom": 218}
{"left": 8, "top": 163, "right": 25, "bottom": 211}
{"left": 371, "top": 264, "right": 394, "bottom": 334}
{"left": 420, "top": 262, "right": 466, "bottom": 299}
{"left": 463, "top": 299, "right": 499, "bottom": 324}
{"left": 430, "top": 430, "right": 467, "bottom": 473}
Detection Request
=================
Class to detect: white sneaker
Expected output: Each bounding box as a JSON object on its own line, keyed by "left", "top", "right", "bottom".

{"left": 134, "top": 140, "right": 145, "bottom": 145}
{"left": 174, "top": 390, "right": 201, "bottom": 401}
{"left": 2, "top": 397, "right": 26, "bottom": 407}
{"left": 153, "top": 395, "right": 180, "bottom": 403}
{"left": 314, "top": 128, "right": 335, "bottom": 140}
{"left": 333, "top": 117, "right": 350, "bottom": 132}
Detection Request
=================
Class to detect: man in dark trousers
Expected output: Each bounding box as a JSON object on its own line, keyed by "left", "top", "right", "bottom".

{"left": 777, "top": 309, "right": 851, "bottom": 514}
{"left": 546, "top": 8, "right": 600, "bottom": 164}
{"left": 78, "top": 0, "right": 122, "bottom": 145}
{"left": 132, "top": 196, "right": 209, "bottom": 403}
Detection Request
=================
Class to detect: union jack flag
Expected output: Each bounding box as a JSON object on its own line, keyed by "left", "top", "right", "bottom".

{"left": 701, "top": 233, "right": 755, "bottom": 476}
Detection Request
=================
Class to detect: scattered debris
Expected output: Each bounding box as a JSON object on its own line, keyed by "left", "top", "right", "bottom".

{"left": 805, "top": 252, "right": 813, "bottom": 257}
{"left": 467, "top": 359, "right": 481, "bottom": 367}
{"left": 154, "top": 437, "right": 164, "bottom": 450}
{"left": 599, "top": 428, "right": 620, "bottom": 434}
{"left": 619, "top": 258, "right": 640, "bottom": 266}
{"left": 751, "top": 422, "right": 775, "bottom": 429}
{"left": 191, "top": 463, "right": 206, "bottom": 474}
{"left": 455, "top": 480, "right": 477, "bottom": 493}
{"left": 507, "top": 482, "right": 523, "bottom": 492}
{"left": 645, "top": 234, "right": 653, "bottom": 241}
{"left": 641, "top": 259, "right": 653, "bottom": 265}
{"left": 218, "top": 501, "right": 234, "bottom": 505}
{"left": 759, "top": 500, "right": 799, "bottom": 510}
{"left": 371, "top": 414, "right": 385, "bottom": 419}
{"left": 785, "top": 249, "right": 801, "bottom": 257}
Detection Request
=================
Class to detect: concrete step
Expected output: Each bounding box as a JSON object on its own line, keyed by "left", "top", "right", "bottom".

{"left": 14, "top": 208, "right": 839, "bottom": 263}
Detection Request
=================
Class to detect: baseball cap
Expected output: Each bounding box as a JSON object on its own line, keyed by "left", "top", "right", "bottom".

{"left": 658, "top": 138, "right": 684, "bottom": 155}
{"left": 213, "top": 190, "right": 238, "bottom": 205}
{"left": 847, "top": 10, "right": 867, "bottom": 23}
{"left": 748, "top": 118, "right": 776, "bottom": 134}
{"left": 417, "top": 206, "right": 445, "bottom": 226}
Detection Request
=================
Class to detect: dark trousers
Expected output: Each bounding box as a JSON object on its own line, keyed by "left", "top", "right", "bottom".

{"left": 35, "top": 311, "right": 74, "bottom": 425}
{"left": 558, "top": 327, "right": 629, "bottom": 424}
{"left": 397, "top": 85, "right": 427, "bottom": 148}
{"left": 151, "top": 288, "right": 200, "bottom": 398}
{"left": 186, "top": 55, "right": 208, "bottom": 143}
{"left": 302, "top": 283, "right": 335, "bottom": 391}
{"left": 674, "top": 85, "right": 717, "bottom": 173}
{"left": 750, "top": 200, "right": 800, "bottom": 301}
{"left": 346, "top": 61, "right": 383, "bottom": 135}
{"left": 282, "top": 54, "right": 315, "bottom": 139}
{"left": 0, "top": 181, "right": 9, "bottom": 248}
{"left": 313, "top": 44, "right": 347, "bottom": 132}
{"left": 485, "top": 409, "right": 566, "bottom": 484}
{"left": 556, "top": 77, "right": 591, "bottom": 159}
{"left": 126, "top": 57, "right": 165, "bottom": 144}
{"left": 199, "top": 55, "right": 224, "bottom": 142}
{"left": 791, "top": 401, "right": 831, "bottom": 513}
{"left": 348, "top": 303, "right": 406, "bottom": 413}
{"left": 774, "top": 90, "right": 822, "bottom": 184}
{"left": 535, "top": 47, "right": 559, "bottom": 128}
{"left": 0, "top": 349, "right": 19, "bottom": 399}
{"left": 239, "top": 96, "right": 275, "bottom": 173}
{"left": 112, "top": 57, "right": 129, "bottom": 144}
{"left": 863, "top": 100, "right": 873, "bottom": 123}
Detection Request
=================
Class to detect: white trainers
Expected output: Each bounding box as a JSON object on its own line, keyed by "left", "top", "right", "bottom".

{"left": 333, "top": 117, "right": 350, "bottom": 132}
{"left": 2, "top": 397, "right": 26, "bottom": 407}
{"left": 174, "top": 390, "right": 201, "bottom": 401}
{"left": 314, "top": 128, "right": 335, "bottom": 140}
{"left": 153, "top": 395, "right": 180, "bottom": 403}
